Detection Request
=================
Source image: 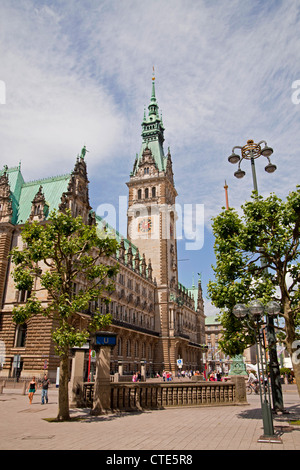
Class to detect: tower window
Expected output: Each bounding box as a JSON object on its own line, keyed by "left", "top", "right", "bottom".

{"left": 144, "top": 167, "right": 149, "bottom": 175}
{"left": 145, "top": 188, "right": 149, "bottom": 199}
{"left": 138, "top": 189, "right": 142, "bottom": 199}
{"left": 152, "top": 187, "right": 156, "bottom": 198}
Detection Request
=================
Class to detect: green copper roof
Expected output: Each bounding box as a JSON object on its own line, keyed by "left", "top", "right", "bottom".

{"left": 205, "top": 315, "right": 220, "bottom": 326}
{"left": 16, "top": 174, "right": 71, "bottom": 224}
{"left": 187, "top": 285, "right": 198, "bottom": 310}
{"left": 95, "top": 214, "right": 141, "bottom": 258}
{"left": 1, "top": 165, "right": 70, "bottom": 225}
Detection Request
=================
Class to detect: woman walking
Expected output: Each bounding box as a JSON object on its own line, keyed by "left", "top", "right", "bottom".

{"left": 27, "top": 376, "right": 37, "bottom": 405}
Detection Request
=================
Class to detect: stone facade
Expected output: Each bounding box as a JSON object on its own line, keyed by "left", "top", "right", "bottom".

{"left": 0, "top": 81, "right": 206, "bottom": 382}
{"left": 205, "top": 316, "right": 229, "bottom": 374}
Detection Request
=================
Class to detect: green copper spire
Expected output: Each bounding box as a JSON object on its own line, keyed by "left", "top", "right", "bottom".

{"left": 132, "top": 72, "right": 167, "bottom": 174}
{"left": 149, "top": 74, "right": 158, "bottom": 116}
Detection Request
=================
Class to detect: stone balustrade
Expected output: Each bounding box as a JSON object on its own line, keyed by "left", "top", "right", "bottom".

{"left": 83, "top": 377, "right": 247, "bottom": 412}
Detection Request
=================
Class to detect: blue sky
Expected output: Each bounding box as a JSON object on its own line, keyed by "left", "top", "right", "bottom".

{"left": 1, "top": 0, "right": 300, "bottom": 316}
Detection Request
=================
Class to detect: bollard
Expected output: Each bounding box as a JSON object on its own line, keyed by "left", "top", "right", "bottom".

{"left": 22, "top": 381, "right": 28, "bottom": 395}
{"left": 230, "top": 375, "right": 247, "bottom": 404}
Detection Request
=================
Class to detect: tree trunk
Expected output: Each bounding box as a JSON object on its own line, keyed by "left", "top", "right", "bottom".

{"left": 283, "top": 297, "right": 300, "bottom": 398}
{"left": 57, "top": 353, "right": 70, "bottom": 421}
{"left": 292, "top": 357, "right": 300, "bottom": 397}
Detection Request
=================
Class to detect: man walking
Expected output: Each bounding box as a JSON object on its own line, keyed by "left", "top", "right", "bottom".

{"left": 41, "top": 374, "right": 50, "bottom": 404}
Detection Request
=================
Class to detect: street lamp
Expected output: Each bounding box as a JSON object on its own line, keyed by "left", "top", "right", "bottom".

{"left": 228, "top": 139, "right": 284, "bottom": 414}
{"left": 228, "top": 139, "right": 276, "bottom": 192}
{"left": 233, "top": 300, "right": 282, "bottom": 444}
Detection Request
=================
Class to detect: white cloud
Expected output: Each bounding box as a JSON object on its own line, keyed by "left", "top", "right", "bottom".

{"left": 0, "top": 1, "right": 126, "bottom": 180}
{"left": 204, "top": 299, "right": 220, "bottom": 319}
{"left": 1, "top": 0, "right": 300, "bottom": 295}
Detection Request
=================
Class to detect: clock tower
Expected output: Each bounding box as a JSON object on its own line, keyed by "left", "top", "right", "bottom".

{"left": 127, "top": 74, "right": 178, "bottom": 289}
{"left": 126, "top": 73, "right": 180, "bottom": 369}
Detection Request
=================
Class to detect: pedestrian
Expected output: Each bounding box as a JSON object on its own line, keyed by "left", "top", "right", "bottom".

{"left": 132, "top": 373, "right": 138, "bottom": 382}
{"left": 40, "top": 374, "right": 50, "bottom": 404}
{"left": 27, "top": 376, "right": 37, "bottom": 405}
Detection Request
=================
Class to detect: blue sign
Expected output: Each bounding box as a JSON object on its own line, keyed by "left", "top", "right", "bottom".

{"left": 95, "top": 335, "right": 116, "bottom": 346}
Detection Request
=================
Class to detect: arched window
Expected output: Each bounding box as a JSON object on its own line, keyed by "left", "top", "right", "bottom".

{"left": 145, "top": 188, "right": 149, "bottom": 199}
{"left": 118, "top": 338, "right": 122, "bottom": 356}
{"left": 152, "top": 187, "right": 156, "bottom": 198}
{"left": 126, "top": 339, "right": 131, "bottom": 357}
{"left": 138, "top": 189, "right": 142, "bottom": 199}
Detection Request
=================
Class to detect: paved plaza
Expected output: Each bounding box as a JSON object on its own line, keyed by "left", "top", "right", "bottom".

{"left": 0, "top": 384, "right": 299, "bottom": 452}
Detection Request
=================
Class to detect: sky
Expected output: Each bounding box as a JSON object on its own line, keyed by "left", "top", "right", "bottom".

{"left": 1, "top": 0, "right": 300, "bottom": 317}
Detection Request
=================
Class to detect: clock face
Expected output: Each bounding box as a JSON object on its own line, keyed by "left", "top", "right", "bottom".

{"left": 138, "top": 217, "right": 152, "bottom": 233}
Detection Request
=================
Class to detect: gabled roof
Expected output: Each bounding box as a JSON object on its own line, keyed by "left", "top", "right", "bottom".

{"left": 16, "top": 174, "right": 71, "bottom": 224}
{"left": 0, "top": 165, "right": 70, "bottom": 224}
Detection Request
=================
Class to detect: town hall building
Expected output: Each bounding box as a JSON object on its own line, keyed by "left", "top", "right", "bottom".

{"left": 0, "top": 77, "right": 206, "bottom": 382}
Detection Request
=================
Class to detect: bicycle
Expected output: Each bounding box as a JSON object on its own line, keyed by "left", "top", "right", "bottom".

{"left": 246, "top": 382, "right": 259, "bottom": 395}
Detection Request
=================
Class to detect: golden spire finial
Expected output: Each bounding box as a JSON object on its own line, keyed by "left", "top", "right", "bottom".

{"left": 152, "top": 66, "right": 155, "bottom": 81}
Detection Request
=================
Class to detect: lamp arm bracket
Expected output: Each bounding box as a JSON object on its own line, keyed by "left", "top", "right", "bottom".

{"left": 232, "top": 145, "right": 243, "bottom": 152}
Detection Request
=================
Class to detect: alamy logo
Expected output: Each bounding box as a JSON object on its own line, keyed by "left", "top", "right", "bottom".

{"left": 0, "top": 80, "right": 6, "bottom": 104}
{"left": 292, "top": 340, "right": 300, "bottom": 365}
{"left": 291, "top": 80, "right": 300, "bottom": 105}
{"left": 96, "top": 197, "right": 205, "bottom": 251}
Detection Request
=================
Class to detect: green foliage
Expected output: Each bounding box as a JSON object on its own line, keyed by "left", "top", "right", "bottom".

{"left": 12, "top": 296, "right": 42, "bottom": 324}
{"left": 208, "top": 186, "right": 300, "bottom": 357}
{"left": 10, "top": 210, "right": 119, "bottom": 357}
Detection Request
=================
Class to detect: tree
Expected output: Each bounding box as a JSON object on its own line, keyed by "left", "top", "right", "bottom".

{"left": 207, "top": 187, "right": 300, "bottom": 396}
{"left": 10, "top": 210, "right": 119, "bottom": 420}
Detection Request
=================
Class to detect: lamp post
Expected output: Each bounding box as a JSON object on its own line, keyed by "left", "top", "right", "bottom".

{"left": 228, "top": 139, "right": 284, "bottom": 413}
{"left": 233, "top": 300, "right": 282, "bottom": 444}
{"left": 228, "top": 139, "right": 276, "bottom": 192}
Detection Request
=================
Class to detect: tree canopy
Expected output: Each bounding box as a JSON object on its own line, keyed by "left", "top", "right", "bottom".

{"left": 207, "top": 187, "right": 300, "bottom": 393}
{"left": 10, "top": 210, "right": 119, "bottom": 419}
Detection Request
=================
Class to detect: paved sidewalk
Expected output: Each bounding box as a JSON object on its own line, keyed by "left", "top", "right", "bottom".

{"left": 0, "top": 385, "right": 299, "bottom": 451}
